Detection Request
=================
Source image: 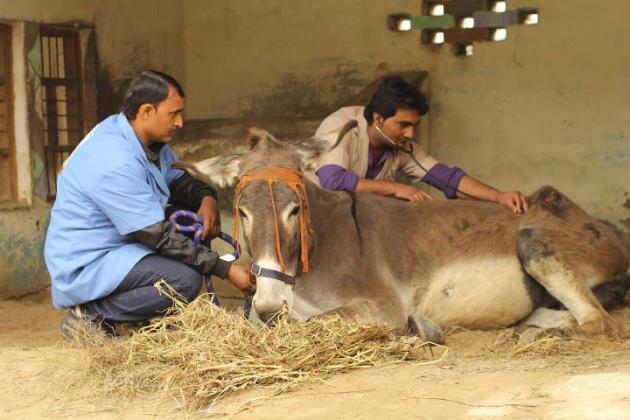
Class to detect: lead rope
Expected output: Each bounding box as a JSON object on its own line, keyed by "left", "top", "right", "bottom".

{"left": 169, "top": 210, "right": 251, "bottom": 318}
{"left": 267, "top": 180, "right": 287, "bottom": 273}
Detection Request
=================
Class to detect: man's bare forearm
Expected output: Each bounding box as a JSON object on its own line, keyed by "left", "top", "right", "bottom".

{"left": 455, "top": 175, "right": 499, "bottom": 201}
{"left": 456, "top": 175, "right": 529, "bottom": 213}
{"left": 355, "top": 178, "right": 432, "bottom": 202}
{"left": 355, "top": 178, "right": 398, "bottom": 196}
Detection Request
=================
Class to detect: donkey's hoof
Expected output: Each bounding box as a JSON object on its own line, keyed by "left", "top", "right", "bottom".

{"left": 579, "top": 314, "right": 621, "bottom": 338}
{"left": 408, "top": 314, "right": 445, "bottom": 344}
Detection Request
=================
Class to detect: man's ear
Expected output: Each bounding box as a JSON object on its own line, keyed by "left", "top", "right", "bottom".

{"left": 372, "top": 112, "right": 383, "bottom": 126}
{"left": 171, "top": 154, "right": 242, "bottom": 189}
{"left": 137, "top": 103, "right": 156, "bottom": 120}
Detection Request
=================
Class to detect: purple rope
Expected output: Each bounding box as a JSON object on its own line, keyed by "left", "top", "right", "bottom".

{"left": 168, "top": 210, "right": 250, "bottom": 317}
{"left": 168, "top": 210, "right": 240, "bottom": 259}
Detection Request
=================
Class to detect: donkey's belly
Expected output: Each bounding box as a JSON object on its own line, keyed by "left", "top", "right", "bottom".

{"left": 419, "top": 256, "right": 536, "bottom": 329}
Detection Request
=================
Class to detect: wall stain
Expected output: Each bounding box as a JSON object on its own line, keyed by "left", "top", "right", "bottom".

{"left": 605, "top": 131, "right": 625, "bottom": 141}
{"left": 98, "top": 66, "right": 130, "bottom": 119}
{"left": 98, "top": 44, "right": 154, "bottom": 118}
{"left": 245, "top": 63, "right": 366, "bottom": 118}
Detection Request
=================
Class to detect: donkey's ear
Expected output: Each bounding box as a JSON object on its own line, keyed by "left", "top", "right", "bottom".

{"left": 291, "top": 121, "right": 356, "bottom": 171}
{"left": 247, "top": 127, "right": 282, "bottom": 149}
{"left": 290, "top": 136, "right": 335, "bottom": 171}
{"left": 246, "top": 127, "right": 271, "bottom": 149}
{"left": 171, "top": 154, "right": 242, "bottom": 189}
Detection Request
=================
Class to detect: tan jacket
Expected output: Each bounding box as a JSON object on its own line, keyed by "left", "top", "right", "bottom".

{"left": 315, "top": 106, "right": 439, "bottom": 183}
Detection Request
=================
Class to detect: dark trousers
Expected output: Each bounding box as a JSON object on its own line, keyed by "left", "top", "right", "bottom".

{"left": 81, "top": 253, "right": 204, "bottom": 324}
{"left": 81, "top": 205, "right": 205, "bottom": 323}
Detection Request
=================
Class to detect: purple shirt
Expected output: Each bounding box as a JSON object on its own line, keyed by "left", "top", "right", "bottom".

{"left": 317, "top": 147, "right": 465, "bottom": 198}
{"left": 422, "top": 163, "right": 465, "bottom": 199}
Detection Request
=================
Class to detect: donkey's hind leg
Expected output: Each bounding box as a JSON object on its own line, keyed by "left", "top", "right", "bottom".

{"left": 518, "top": 307, "right": 576, "bottom": 330}
{"left": 517, "top": 227, "right": 621, "bottom": 336}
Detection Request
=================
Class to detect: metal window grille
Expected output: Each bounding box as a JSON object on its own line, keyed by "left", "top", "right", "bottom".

{"left": 0, "top": 23, "right": 16, "bottom": 203}
{"left": 41, "top": 26, "right": 84, "bottom": 200}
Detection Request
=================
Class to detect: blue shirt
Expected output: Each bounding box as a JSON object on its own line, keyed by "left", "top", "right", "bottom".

{"left": 44, "top": 113, "right": 185, "bottom": 309}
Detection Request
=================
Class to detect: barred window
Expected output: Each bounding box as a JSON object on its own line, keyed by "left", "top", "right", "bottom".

{"left": 40, "top": 26, "right": 84, "bottom": 200}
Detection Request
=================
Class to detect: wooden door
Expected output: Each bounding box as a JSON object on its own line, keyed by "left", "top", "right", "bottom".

{"left": 0, "top": 24, "right": 16, "bottom": 203}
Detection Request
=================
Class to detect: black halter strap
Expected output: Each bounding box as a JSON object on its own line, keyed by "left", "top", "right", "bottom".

{"left": 250, "top": 263, "right": 300, "bottom": 286}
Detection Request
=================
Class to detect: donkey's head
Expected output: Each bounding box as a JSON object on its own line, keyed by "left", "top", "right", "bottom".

{"left": 235, "top": 129, "right": 315, "bottom": 320}
{"left": 175, "top": 128, "right": 331, "bottom": 320}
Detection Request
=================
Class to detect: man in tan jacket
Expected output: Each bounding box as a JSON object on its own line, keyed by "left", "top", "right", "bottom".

{"left": 315, "top": 76, "right": 528, "bottom": 213}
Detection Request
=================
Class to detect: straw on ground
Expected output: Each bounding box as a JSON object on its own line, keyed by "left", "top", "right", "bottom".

{"left": 73, "top": 281, "right": 445, "bottom": 410}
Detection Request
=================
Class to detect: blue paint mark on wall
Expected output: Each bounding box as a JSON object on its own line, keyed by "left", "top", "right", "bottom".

{"left": 604, "top": 150, "right": 630, "bottom": 162}
{"left": 0, "top": 206, "right": 51, "bottom": 298}
{"left": 605, "top": 131, "right": 625, "bottom": 141}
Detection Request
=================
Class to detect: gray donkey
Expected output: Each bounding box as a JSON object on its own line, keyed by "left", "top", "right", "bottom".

{"left": 175, "top": 129, "right": 629, "bottom": 342}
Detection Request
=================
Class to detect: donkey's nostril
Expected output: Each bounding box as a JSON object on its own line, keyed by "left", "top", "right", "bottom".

{"left": 258, "top": 312, "right": 274, "bottom": 323}
{"left": 258, "top": 310, "right": 285, "bottom": 325}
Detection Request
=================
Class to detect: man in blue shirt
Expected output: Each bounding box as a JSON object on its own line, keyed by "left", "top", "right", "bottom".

{"left": 44, "top": 70, "right": 253, "bottom": 338}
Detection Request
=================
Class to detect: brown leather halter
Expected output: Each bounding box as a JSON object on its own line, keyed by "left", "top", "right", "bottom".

{"left": 233, "top": 167, "right": 313, "bottom": 284}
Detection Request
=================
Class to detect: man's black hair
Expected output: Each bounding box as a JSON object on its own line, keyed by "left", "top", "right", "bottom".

{"left": 122, "top": 70, "right": 185, "bottom": 119}
{"left": 363, "top": 75, "right": 429, "bottom": 125}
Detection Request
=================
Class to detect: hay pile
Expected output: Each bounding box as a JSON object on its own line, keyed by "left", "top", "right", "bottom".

{"left": 507, "top": 332, "right": 628, "bottom": 358}
{"left": 75, "top": 284, "right": 443, "bottom": 411}
{"left": 485, "top": 326, "right": 630, "bottom": 359}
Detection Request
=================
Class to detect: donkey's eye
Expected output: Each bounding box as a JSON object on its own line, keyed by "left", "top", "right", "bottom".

{"left": 238, "top": 209, "right": 248, "bottom": 220}
{"left": 288, "top": 206, "right": 300, "bottom": 218}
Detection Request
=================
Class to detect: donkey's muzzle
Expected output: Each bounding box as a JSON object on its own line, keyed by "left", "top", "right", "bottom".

{"left": 255, "top": 301, "right": 288, "bottom": 324}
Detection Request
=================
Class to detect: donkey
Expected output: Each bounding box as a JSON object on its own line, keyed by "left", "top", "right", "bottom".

{"left": 175, "top": 129, "right": 629, "bottom": 342}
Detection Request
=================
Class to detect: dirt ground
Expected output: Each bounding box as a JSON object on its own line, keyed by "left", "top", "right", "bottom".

{"left": 2, "top": 290, "right": 630, "bottom": 419}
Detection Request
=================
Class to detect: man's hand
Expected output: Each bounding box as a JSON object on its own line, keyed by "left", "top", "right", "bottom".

{"left": 197, "top": 196, "right": 220, "bottom": 240}
{"left": 393, "top": 184, "right": 433, "bottom": 202}
{"left": 495, "top": 191, "right": 529, "bottom": 214}
{"left": 226, "top": 264, "right": 256, "bottom": 294}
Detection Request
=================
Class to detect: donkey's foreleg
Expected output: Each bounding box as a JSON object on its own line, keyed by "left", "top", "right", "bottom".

{"left": 313, "top": 297, "right": 409, "bottom": 335}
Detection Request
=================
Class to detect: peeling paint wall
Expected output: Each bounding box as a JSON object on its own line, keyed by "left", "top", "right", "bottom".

{"left": 0, "top": 207, "right": 50, "bottom": 297}
{"left": 427, "top": 0, "right": 630, "bottom": 233}
{"left": 0, "top": 0, "right": 185, "bottom": 118}
{"left": 183, "top": 0, "right": 430, "bottom": 120}
{"left": 1, "top": 0, "right": 629, "bottom": 297}
{"left": 181, "top": 0, "right": 629, "bottom": 232}
{"left": 0, "top": 1, "right": 186, "bottom": 297}
{"left": 0, "top": 21, "right": 51, "bottom": 298}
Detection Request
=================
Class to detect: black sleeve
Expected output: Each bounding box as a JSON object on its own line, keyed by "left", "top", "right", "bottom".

{"left": 130, "top": 220, "right": 232, "bottom": 279}
{"left": 169, "top": 172, "right": 218, "bottom": 210}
